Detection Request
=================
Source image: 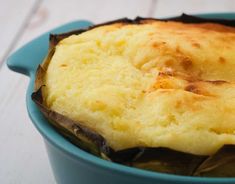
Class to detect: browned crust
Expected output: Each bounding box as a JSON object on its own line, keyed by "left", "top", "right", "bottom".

{"left": 49, "top": 14, "right": 235, "bottom": 46}
{"left": 31, "top": 14, "right": 235, "bottom": 177}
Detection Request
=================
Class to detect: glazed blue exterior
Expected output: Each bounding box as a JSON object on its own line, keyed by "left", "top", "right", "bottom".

{"left": 7, "top": 13, "right": 235, "bottom": 184}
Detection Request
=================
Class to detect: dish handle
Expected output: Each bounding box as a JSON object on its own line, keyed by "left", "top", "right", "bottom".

{"left": 7, "top": 20, "right": 93, "bottom": 77}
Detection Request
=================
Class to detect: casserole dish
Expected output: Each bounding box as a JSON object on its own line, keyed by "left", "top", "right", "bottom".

{"left": 7, "top": 13, "right": 235, "bottom": 184}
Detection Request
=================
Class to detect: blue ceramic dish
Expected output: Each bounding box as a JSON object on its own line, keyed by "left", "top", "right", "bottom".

{"left": 7, "top": 13, "right": 235, "bottom": 184}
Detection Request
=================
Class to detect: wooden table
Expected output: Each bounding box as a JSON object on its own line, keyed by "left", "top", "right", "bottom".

{"left": 1, "top": 0, "right": 235, "bottom": 183}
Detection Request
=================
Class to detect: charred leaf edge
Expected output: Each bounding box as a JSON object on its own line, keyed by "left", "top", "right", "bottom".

{"left": 31, "top": 14, "right": 235, "bottom": 177}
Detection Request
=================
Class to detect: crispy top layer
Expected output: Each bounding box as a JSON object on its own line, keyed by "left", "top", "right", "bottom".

{"left": 43, "top": 20, "right": 235, "bottom": 155}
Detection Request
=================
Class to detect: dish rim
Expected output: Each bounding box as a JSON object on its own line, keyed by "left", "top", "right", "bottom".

{"left": 8, "top": 12, "right": 235, "bottom": 183}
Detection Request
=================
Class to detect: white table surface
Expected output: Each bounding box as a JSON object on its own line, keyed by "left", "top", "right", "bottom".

{"left": 1, "top": 0, "right": 235, "bottom": 183}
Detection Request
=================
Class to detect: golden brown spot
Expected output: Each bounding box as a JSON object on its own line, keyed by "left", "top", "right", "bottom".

{"left": 180, "top": 58, "right": 193, "bottom": 70}
{"left": 164, "top": 60, "right": 173, "bottom": 67}
{"left": 159, "top": 70, "right": 174, "bottom": 77}
{"left": 185, "top": 83, "right": 214, "bottom": 97}
{"left": 159, "top": 70, "right": 198, "bottom": 83}
{"left": 152, "top": 41, "right": 166, "bottom": 48}
{"left": 206, "top": 80, "right": 228, "bottom": 85}
{"left": 210, "top": 127, "right": 234, "bottom": 135}
{"left": 192, "top": 42, "right": 201, "bottom": 48}
{"left": 152, "top": 42, "right": 158, "bottom": 48}
{"left": 218, "top": 57, "right": 226, "bottom": 64}
{"left": 176, "top": 46, "right": 181, "bottom": 53}
{"left": 60, "top": 64, "right": 67, "bottom": 67}
{"left": 154, "top": 79, "right": 173, "bottom": 89}
{"left": 185, "top": 84, "right": 201, "bottom": 95}
{"left": 175, "top": 100, "right": 182, "bottom": 109}
{"left": 151, "top": 73, "right": 176, "bottom": 91}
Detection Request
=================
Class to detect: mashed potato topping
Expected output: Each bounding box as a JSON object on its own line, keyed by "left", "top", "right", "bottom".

{"left": 43, "top": 20, "right": 235, "bottom": 155}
